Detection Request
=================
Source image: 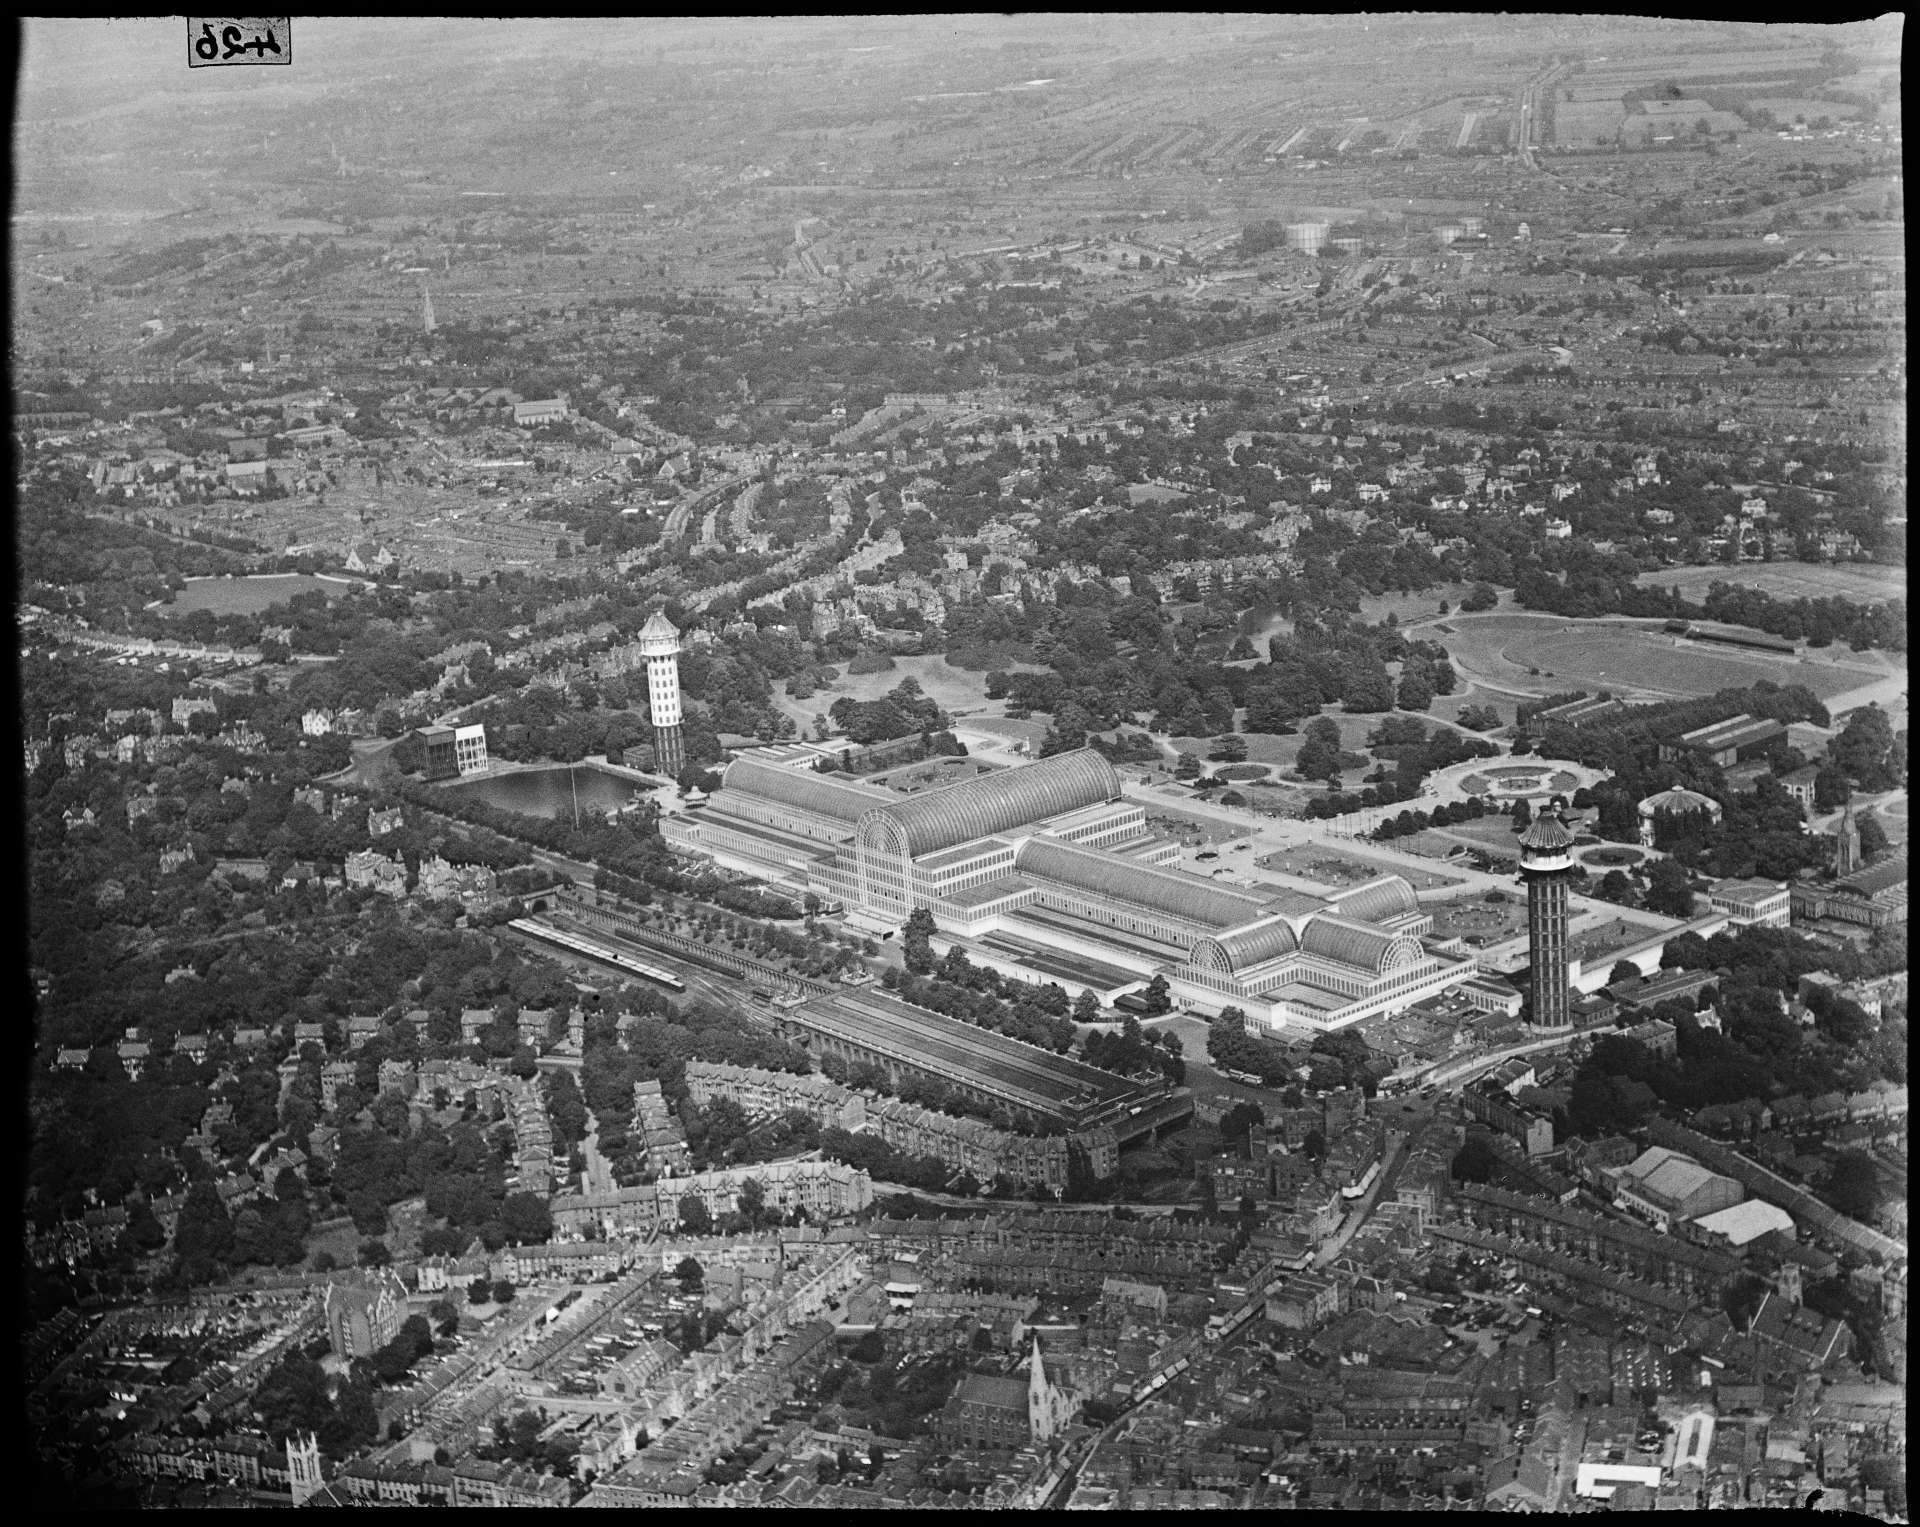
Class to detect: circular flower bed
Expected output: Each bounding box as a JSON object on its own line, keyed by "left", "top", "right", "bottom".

{"left": 1212, "top": 763, "right": 1270, "bottom": 782}
{"left": 1582, "top": 846, "right": 1643, "bottom": 868}
{"left": 1459, "top": 766, "right": 1581, "bottom": 798}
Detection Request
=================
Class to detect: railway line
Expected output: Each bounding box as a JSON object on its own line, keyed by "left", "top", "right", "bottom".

{"left": 509, "top": 917, "right": 686, "bottom": 991}
{"left": 550, "top": 889, "right": 836, "bottom": 996}
{"left": 784, "top": 987, "right": 1153, "bottom": 1128}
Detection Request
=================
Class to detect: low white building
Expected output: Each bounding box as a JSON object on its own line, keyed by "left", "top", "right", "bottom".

{"left": 1707, "top": 879, "right": 1791, "bottom": 930}
{"left": 1691, "top": 1199, "right": 1795, "bottom": 1249}
{"left": 1575, "top": 1461, "right": 1662, "bottom": 1500}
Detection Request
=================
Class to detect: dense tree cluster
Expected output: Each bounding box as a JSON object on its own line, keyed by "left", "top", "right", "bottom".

{"left": 884, "top": 960, "right": 1078, "bottom": 1055}
{"left": 1649, "top": 776, "right": 1831, "bottom": 882}
{"left": 1080, "top": 1014, "right": 1186, "bottom": 1087}
{"left": 1205, "top": 1007, "right": 1301, "bottom": 1086}
{"left": 412, "top": 785, "right": 802, "bottom": 921}
{"left": 1562, "top": 924, "right": 1907, "bottom": 1141}
{"left": 1827, "top": 703, "right": 1906, "bottom": 793}
{"left": 1370, "top": 793, "right": 1499, "bottom": 841}
{"left": 818, "top": 1126, "right": 966, "bottom": 1194}
{"left": 824, "top": 675, "right": 949, "bottom": 745}
{"left": 251, "top": 1346, "right": 380, "bottom": 1458}
{"left": 477, "top": 1409, "right": 581, "bottom": 1482}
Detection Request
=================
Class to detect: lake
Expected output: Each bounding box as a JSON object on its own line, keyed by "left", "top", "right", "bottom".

{"left": 439, "top": 764, "right": 652, "bottom": 822}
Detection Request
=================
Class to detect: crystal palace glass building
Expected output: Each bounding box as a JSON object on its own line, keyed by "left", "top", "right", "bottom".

{"left": 668, "top": 747, "right": 1477, "bottom": 1035}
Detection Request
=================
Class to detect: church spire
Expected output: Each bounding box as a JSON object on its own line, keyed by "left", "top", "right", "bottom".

{"left": 1835, "top": 798, "right": 1860, "bottom": 878}
{"left": 1027, "top": 1331, "right": 1070, "bottom": 1443}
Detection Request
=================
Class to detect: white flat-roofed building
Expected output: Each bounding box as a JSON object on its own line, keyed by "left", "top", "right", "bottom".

{"left": 1708, "top": 878, "right": 1791, "bottom": 929}
{"left": 1691, "top": 1199, "right": 1794, "bottom": 1249}
{"left": 1575, "top": 1461, "right": 1663, "bottom": 1500}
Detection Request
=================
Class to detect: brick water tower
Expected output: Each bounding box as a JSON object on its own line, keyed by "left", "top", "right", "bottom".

{"left": 640, "top": 609, "right": 686, "bottom": 778}
{"left": 1519, "top": 799, "right": 1577, "bottom": 1029}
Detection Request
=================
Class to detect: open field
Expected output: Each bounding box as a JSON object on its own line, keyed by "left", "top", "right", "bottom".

{"left": 1430, "top": 684, "right": 1521, "bottom": 731}
{"left": 1247, "top": 583, "right": 1498, "bottom": 649}
{"left": 1415, "top": 815, "right": 1530, "bottom": 858}
{"left": 1180, "top": 710, "right": 1403, "bottom": 777}
{"left": 1438, "top": 613, "right": 1866, "bottom": 701}
{"left": 1173, "top": 730, "right": 1295, "bottom": 767}
{"left": 1750, "top": 97, "right": 1872, "bottom": 121}
{"left": 1865, "top": 798, "right": 1907, "bottom": 853}
{"left": 157, "top": 572, "right": 364, "bottom": 617}
{"left": 1555, "top": 99, "right": 1629, "bottom": 149}
{"left": 778, "top": 652, "right": 1025, "bottom": 739}
{"left": 963, "top": 715, "right": 1050, "bottom": 746}
{"left": 1638, "top": 561, "right": 1907, "bottom": 605}
{"left": 1393, "top": 828, "right": 1481, "bottom": 862}
{"left": 815, "top": 653, "right": 1005, "bottom": 714}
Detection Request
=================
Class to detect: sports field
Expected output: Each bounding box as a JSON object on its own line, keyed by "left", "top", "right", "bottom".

{"left": 1638, "top": 562, "right": 1905, "bottom": 605}
{"left": 1439, "top": 613, "right": 1863, "bottom": 701}
{"left": 1416, "top": 816, "right": 1529, "bottom": 858}
{"left": 159, "top": 572, "right": 362, "bottom": 617}
{"left": 778, "top": 653, "right": 1036, "bottom": 738}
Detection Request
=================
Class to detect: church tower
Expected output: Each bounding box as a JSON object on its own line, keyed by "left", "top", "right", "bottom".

{"left": 1027, "top": 1333, "right": 1071, "bottom": 1444}
{"left": 422, "top": 283, "right": 436, "bottom": 336}
{"left": 1518, "top": 800, "right": 1576, "bottom": 1029}
{"left": 287, "top": 1431, "right": 324, "bottom": 1506}
{"left": 640, "top": 610, "right": 686, "bottom": 778}
{"left": 1834, "top": 800, "right": 1860, "bottom": 878}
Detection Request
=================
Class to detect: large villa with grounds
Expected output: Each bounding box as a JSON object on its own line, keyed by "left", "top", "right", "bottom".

{"left": 666, "top": 748, "right": 1482, "bottom": 1034}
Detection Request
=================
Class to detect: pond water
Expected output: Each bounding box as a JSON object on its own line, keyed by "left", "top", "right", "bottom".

{"left": 438, "top": 764, "right": 651, "bottom": 821}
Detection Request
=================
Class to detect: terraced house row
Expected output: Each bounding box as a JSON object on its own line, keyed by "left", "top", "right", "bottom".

{"left": 683, "top": 1058, "right": 1118, "bottom": 1193}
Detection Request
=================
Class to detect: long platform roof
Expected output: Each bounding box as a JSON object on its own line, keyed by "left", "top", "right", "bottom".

{"left": 790, "top": 989, "right": 1145, "bottom": 1117}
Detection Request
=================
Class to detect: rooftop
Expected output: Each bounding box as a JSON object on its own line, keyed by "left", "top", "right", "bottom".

{"left": 1617, "top": 1146, "right": 1735, "bottom": 1208}
{"left": 1693, "top": 1199, "right": 1795, "bottom": 1247}
{"left": 1835, "top": 854, "right": 1908, "bottom": 899}
{"left": 1675, "top": 713, "right": 1786, "bottom": 751}
{"left": 872, "top": 748, "right": 1121, "bottom": 857}
{"left": 1639, "top": 786, "right": 1720, "bottom": 816}
{"left": 1518, "top": 809, "right": 1575, "bottom": 853}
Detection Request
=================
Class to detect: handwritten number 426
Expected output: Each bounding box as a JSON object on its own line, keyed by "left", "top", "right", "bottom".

{"left": 196, "top": 23, "right": 280, "bottom": 60}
